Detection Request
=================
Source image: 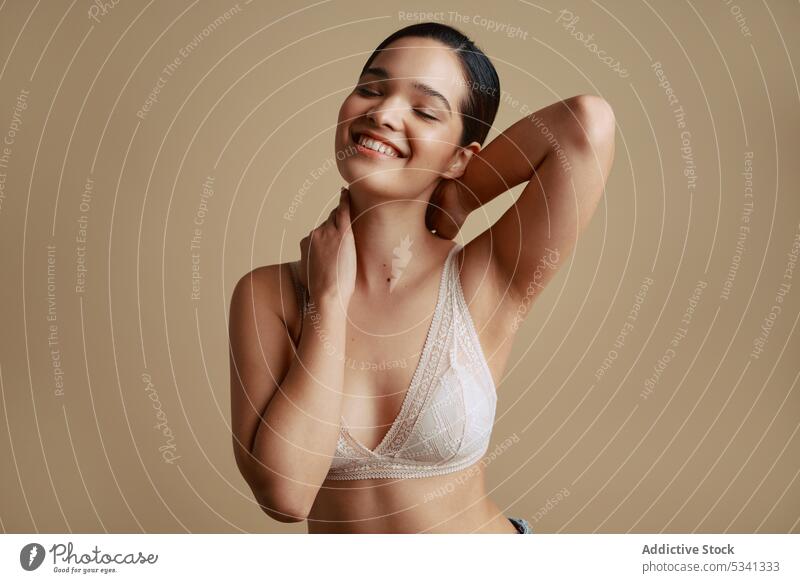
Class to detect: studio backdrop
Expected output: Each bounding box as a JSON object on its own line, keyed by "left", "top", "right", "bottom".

{"left": 0, "top": 0, "right": 798, "bottom": 533}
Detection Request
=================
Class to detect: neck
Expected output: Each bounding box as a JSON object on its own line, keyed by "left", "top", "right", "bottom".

{"left": 346, "top": 183, "right": 454, "bottom": 294}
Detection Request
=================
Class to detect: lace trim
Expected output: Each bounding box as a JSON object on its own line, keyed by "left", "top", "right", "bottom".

{"left": 450, "top": 252, "right": 497, "bottom": 393}
{"left": 325, "top": 437, "right": 489, "bottom": 480}
{"left": 374, "top": 244, "right": 459, "bottom": 455}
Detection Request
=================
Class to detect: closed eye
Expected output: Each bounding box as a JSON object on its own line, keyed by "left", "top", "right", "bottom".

{"left": 356, "top": 87, "right": 438, "bottom": 121}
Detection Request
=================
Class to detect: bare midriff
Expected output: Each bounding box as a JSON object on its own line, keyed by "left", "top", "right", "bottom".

{"left": 306, "top": 462, "right": 519, "bottom": 533}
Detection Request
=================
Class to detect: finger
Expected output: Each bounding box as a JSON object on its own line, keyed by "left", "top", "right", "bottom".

{"left": 325, "top": 207, "right": 337, "bottom": 229}
{"left": 338, "top": 189, "right": 351, "bottom": 230}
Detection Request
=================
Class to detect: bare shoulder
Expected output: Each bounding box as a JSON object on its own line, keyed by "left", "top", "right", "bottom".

{"left": 230, "top": 261, "right": 302, "bottom": 346}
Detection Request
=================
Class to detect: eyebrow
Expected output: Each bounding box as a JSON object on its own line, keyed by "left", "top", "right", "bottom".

{"left": 360, "top": 66, "right": 452, "bottom": 116}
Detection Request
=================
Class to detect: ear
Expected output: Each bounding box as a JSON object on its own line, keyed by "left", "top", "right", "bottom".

{"left": 442, "top": 141, "right": 481, "bottom": 180}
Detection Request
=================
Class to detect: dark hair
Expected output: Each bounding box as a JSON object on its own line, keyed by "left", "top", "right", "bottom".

{"left": 359, "top": 22, "right": 500, "bottom": 148}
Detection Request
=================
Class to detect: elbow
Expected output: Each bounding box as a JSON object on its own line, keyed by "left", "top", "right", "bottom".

{"left": 562, "top": 94, "right": 616, "bottom": 159}
{"left": 254, "top": 488, "right": 311, "bottom": 523}
{"left": 245, "top": 468, "right": 313, "bottom": 523}
{"left": 235, "top": 449, "right": 313, "bottom": 523}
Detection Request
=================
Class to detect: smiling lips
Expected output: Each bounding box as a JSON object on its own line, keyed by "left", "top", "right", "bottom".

{"left": 351, "top": 131, "right": 405, "bottom": 159}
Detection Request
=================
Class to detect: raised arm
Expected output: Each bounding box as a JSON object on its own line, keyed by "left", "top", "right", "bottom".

{"left": 458, "top": 94, "right": 615, "bottom": 308}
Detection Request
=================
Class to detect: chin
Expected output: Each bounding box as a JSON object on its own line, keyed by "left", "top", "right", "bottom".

{"left": 336, "top": 160, "right": 404, "bottom": 193}
{"left": 341, "top": 175, "right": 403, "bottom": 199}
{"left": 334, "top": 138, "right": 431, "bottom": 198}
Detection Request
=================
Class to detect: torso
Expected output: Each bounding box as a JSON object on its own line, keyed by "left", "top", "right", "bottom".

{"left": 281, "top": 239, "right": 520, "bottom": 533}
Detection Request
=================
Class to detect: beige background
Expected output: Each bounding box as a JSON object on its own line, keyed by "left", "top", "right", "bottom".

{"left": 0, "top": 0, "right": 798, "bottom": 533}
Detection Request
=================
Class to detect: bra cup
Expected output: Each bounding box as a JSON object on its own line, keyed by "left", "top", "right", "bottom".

{"left": 329, "top": 430, "right": 366, "bottom": 469}
{"left": 397, "top": 342, "right": 496, "bottom": 464}
{"left": 398, "top": 355, "right": 466, "bottom": 462}
{"left": 451, "top": 340, "right": 497, "bottom": 455}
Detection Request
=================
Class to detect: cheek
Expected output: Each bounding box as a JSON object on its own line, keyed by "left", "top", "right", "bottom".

{"left": 412, "top": 131, "right": 454, "bottom": 168}
{"left": 339, "top": 98, "right": 355, "bottom": 119}
{"left": 336, "top": 102, "right": 356, "bottom": 147}
{"left": 337, "top": 98, "right": 358, "bottom": 132}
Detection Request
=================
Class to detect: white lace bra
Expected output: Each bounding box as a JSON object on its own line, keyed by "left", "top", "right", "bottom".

{"left": 289, "top": 243, "right": 497, "bottom": 480}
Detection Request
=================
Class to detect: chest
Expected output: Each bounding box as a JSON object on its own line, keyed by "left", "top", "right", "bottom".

{"left": 337, "top": 271, "right": 512, "bottom": 453}
{"left": 338, "top": 291, "right": 441, "bottom": 451}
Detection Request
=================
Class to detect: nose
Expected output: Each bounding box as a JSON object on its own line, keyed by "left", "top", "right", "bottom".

{"left": 366, "top": 95, "right": 404, "bottom": 131}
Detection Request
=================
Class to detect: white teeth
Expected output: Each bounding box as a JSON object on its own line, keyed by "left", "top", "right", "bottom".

{"left": 357, "top": 134, "right": 399, "bottom": 157}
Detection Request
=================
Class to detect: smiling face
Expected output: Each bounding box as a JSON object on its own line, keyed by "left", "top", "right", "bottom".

{"left": 335, "top": 36, "right": 480, "bottom": 199}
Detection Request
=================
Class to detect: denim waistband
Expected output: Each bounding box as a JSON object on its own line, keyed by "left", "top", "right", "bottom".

{"left": 507, "top": 516, "right": 533, "bottom": 534}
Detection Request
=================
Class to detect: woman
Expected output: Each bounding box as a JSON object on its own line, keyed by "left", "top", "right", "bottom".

{"left": 229, "top": 22, "right": 615, "bottom": 533}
